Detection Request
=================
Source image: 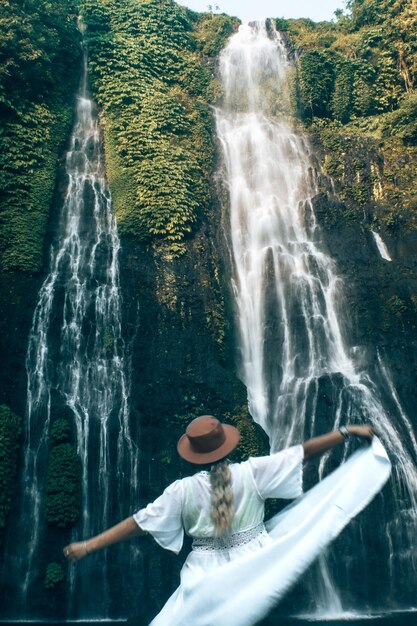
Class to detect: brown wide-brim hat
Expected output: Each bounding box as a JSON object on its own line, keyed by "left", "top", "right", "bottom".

{"left": 177, "top": 415, "right": 240, "bottom": 464}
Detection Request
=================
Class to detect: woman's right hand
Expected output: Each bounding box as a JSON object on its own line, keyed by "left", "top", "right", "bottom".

{"left": 348, "top": 425, "right": 375, "bottom": 440}
{"left": 63, "top": 541, "right": 89, "bottom": 563}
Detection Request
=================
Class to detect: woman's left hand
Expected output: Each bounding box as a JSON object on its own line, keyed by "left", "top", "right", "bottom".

{"left": 63, "top": 542, "right": 89, "bottom": 562}
{"left": 348, "top": 425, "right": 375, "bottom": 440}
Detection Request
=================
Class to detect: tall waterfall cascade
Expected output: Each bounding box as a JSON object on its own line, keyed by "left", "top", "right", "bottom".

{"left": 216, "top": 21, "right": 417, "bottom": 612}
{"left": 1, "top": 37, "right": 140, "bottom": 618}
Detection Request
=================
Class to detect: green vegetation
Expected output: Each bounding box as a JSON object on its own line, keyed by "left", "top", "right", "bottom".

{"left": 282, "top": 0, "right": 417, "bottom": 126}
{"left": 0, "top": 0, "right": 237, "bottom": 269}
{"left": 44, "top": 561, "right": 65, "bottom": 589}
{"left": 79, "top": 0, "right": 237, "bottom": 248}
{"left": 297, "top": 51, "right": 335, "bottom": 120}
{"left": 0, "top": 405, "right": 21, "bottom": 537}
{"left": 45, "top": 443, "right": 81, "bottom": 528}
{"left": 103, "top": 326, "right": 115, "bottom": 355}
{"left": 382, "top": 92, "right": 417, "bottom": 146}
{"left": 46, "top": 418, "right": 81, "bottom": 527}
{"left": 191, "top": 12, "right": 240, "bottom": 57}
{"left": 225, "top": 405, "right": 269, "bottom": 461}
{"left": 276, "top": 0, "right": 417, "bottom": 236}
{"left": 0, "top": 0, "right": 81, "bottom": 272}
{"left": 50, "top": 418, "right": 71, "bottom": 444}
{"left": 274, "top": 0, "right": 417, "bottom": 349}
{"left": 382, "top": 294, "right": 409, "bottom": 332}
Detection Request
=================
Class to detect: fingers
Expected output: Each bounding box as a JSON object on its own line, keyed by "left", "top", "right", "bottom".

{"left": 347, "top": 424, "right": 376, "bottom": 440}
{"left": 63, "top": 543, "right": 84, "bottom": 562}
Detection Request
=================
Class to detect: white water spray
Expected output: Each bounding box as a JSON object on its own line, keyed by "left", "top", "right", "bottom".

{"left": 372, "top": 230, "right": 392, "bottom": 261}
{"left": 216, "top": 21, "right": 417, "bottom": 612}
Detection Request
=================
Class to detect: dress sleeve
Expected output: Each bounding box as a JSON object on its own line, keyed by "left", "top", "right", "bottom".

{"left": 247, "top": 444, "right": 304, "bottom": 500}
{"left": 133, "top": 479, "right": 184, "bottom": 554}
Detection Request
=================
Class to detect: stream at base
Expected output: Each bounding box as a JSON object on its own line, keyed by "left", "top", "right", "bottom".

{"left": 2, "top": 613, "right": 417, "bottom": 626}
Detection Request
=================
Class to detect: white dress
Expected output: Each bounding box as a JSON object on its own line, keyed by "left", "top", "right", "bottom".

{"left": 133, "top": 438, "right": 391, "bottom": 626}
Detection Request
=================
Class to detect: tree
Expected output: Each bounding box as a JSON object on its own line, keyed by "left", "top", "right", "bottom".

{"left": 297, "top": 51, "right": 335, "bottom": 121}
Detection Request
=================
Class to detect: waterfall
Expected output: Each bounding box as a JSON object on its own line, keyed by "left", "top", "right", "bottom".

{"left": 216, "top": 21, "right": 417, "bottom": 613}
{"left": 372, "top": 230, "right": 392, "bottom": 261}
{"left": 1, "top": 35, "right": 140, "bottom": 619}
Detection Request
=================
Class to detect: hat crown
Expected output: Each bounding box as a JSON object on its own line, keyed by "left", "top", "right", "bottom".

{"left": 177, "top": 415, "right": 240, "bottom": 464}
{"left": 186, "top": 416, "right": 226, "bottom": 453}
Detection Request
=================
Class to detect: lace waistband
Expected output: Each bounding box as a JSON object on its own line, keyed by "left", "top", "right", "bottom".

{"left": 192, "top": 522, "right": 267, "bottom": 552}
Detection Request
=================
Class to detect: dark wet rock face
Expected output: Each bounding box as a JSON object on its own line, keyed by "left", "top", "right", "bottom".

{"left": 311, "top": 133, "right": 417, "bottom": 424}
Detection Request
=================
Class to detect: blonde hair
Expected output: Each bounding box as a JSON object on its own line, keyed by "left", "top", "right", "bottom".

{"left": 210, "top": 459, "right": 235, "bottom": 535}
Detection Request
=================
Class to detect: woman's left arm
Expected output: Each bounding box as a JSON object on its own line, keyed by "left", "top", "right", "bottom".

{"left": 303, "top": 425, "right": 374, "bottom": 461}
{"left": 63, "top": 516, "right": 145, "bottom": 562}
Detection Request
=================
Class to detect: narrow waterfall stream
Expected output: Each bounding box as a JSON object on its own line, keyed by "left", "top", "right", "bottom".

{"left": 2, "top": 36, "right": 140, "bottom": 619}
{"left": 216, "top": 21, "right": 417, "bottom": 613}
{"left": 372, "top": 230, "right": 392, "bottom": 261}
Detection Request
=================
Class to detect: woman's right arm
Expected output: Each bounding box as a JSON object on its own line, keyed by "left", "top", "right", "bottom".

{"left": 303, "top": 425, "right": 374, "bottom": 461}
{"left": 63, "top": 516, "right": 145, "bottom": 562}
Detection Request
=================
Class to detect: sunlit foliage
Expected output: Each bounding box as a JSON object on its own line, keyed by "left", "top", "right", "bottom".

{"left": 281, "top": 0, "right": 417, "bottom": 126}
{"left": 0, "top": 0, "right": 81, "bottom": 271}
{"left": 79, "top": 0, "right": 236, "bottom": 246}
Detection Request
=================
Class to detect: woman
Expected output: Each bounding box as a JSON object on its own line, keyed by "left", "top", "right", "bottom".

{"left": 64, "top": 416, "right": 387, "bottom": 626}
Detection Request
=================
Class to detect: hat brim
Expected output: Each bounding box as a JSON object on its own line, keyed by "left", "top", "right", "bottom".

{"left": 177, "top": 424, "right": 240, "bottom": 465}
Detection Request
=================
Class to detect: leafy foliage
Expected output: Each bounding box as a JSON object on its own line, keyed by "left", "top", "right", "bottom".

{"left": 0, "top": 0, "right": 236, "bottom": 267}
{"left": 191, "top": 12, "right": 240, "bottom": 57}
{"left": 0, "top": 405, "right": 21, "bottom": 533}
{"left": 79, "top": 0, "right": 236, "bottom": 246}
{"left": 225, "top": 405, "right": 269, "bottom": 462}
{"left": 0, "top": 0, "right": 81, "bottom": 272}
{"left": 284, "top": 0, "right": 417, "bottom": 127}
{"left": 50, "top": 418, "right": 71, "bottom": 444}
{"left": 382, "top": 92, "right": 417, "bottom": 145}
{"left": 44, "top": 562, "right": 65, "bottom": 589}
{"left": 297, "top": 51, "right": 335, "bottom": 120}
{"left": 45, "top": 443, "right": 81, "bottom": 528}
{"left": 331, "top": 61, "right": 354, "bottom": 123}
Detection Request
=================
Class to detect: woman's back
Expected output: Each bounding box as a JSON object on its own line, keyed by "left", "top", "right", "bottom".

{"left": 182, "top": 461, "right": 264, "bottom": 537}
{"left": 183, "top": 445, "right": 304, "bottom": 538}
{"left": 133, "top": 445, "right": 304, "bottom": 553}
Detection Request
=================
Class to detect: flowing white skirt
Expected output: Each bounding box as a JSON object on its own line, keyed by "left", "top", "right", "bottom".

{"left": 150, "top": 438, "right": 391, "bottom": 626}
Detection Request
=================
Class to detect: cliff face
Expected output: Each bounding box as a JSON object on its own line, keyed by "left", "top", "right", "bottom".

{"left": 309, "top": 129, "right": 417, "bottom": 423}
{"left": 1, "top": 0, "right": 417, "bottom": 619}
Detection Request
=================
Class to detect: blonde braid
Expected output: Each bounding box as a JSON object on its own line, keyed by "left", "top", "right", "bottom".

{"left": 210, "top": 460, "right": 235, "bottom": 536}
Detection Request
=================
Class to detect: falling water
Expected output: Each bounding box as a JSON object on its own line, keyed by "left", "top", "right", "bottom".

{"left": 216, "top": 21, "right": 417, "bottom": 613}
{"left": 372, "top": 230, "right": 392, "bottom": 261}
{"left": 2, "top": 35, "right": 140, "bottom": 618}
